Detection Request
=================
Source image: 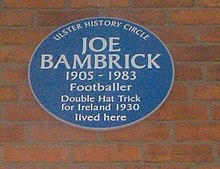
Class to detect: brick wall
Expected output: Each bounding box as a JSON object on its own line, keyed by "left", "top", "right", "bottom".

{"left": 0, "top": 0, "right": 220, "bottom": 169}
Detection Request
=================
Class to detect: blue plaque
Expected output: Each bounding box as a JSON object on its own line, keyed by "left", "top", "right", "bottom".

{"left": 29, "top": 17, "right": 174, "bottom": 130}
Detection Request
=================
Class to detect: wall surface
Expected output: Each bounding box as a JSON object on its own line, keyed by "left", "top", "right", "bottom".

{"left": 0, "top": 0, "right": 220, "bottom": 169}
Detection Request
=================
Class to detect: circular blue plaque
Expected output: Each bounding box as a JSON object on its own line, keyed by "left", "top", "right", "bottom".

{"left": 29, "top": 17, "right": 174, "bottom": 130}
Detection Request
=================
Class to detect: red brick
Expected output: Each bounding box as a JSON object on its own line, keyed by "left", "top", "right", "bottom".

{"left": 38, "top": 11, "right": 99, "bottom": 26}
{"left": 103, "top": 122, "right": 170, "bottom": 141}
{"left": 171, "top": 45, "right": 220, "bottom": 61}
{"left": 152, "top": 27, "right": 196, "bottom": 43}
{"left": 199, "top": 27, "right": 220, "bottom": 42}
{"left": 89, "top": 167, "right": 122, "bottom": 169}
{"left": 0, "top": 110, "right": 2, "bottom": 120}
{"left": 172, "top": 10, "right": 220, "bottom": 25}
{"left": 20, "top": 84, "right": 35, "bottom": 102}
{"left": 175, "top": 63, "right": 202, "bottom": 81}
{"left": 0, "top": 85, "right": 18, "bottom": 101}
{"left": 48, "top": 167, "right": 85, "bottom": 169}
{"left": 3, "top": 167, "right": 50, "bottom": 169}
{"left": 168, "top": 82, "right": 189, "bottom": 101}
{"left": 176, "top": 123, "right": 220, "bottom": 141}
{"left": 206, "top": 63, "right": 220, "bottom": 80}
{"left": 74, "top": 144, "right": 141, "bottom": 162}
{"left": 0, "top": 124, "right": 26, "bottom": 142}
{"left": 213, "top": 103, "right": 220, "bottom": 120}
{"left": 31, "top": 124, "right": 98, "bottom": 142}
{"left": 0, "top": 11, "right": 34, "bottom": 26}
{"left": 5, "top": 104, "right": 54, "bottom": 121}
{"left": 5, "top": 167, "right": 84, "bottom": 169}
{"left": 135, "top": 0, "right": 193, "bottom": 7}
{"left": 196, "top": 166, "right": 220, "bottom": 169}
{"left": 3, "top": 0, "right": 64, "bottom": 8}
{"left": 144, "top": 144, "right": 213, "bottom": 162}
{"left": 102, "top": 10, "right": 166, "bottom": 25}
{"left": 124, "top": 166, "right": 154, "bottom": 169}
{"left": 0, "top": 28, "right": 52, "bottom": 45}
{"left": 70, "top": 0, "right": 130, "bottom": 8}
{"left": 2, "top": 167, "right": 30, "bottom": 169}
{"left": 2, "top": 144, "right": 70, "bottom": 163}
{"left": 2, "top": 65, "right": 28, "bottom": 82}
{"left": 149, "top": 102, "right": 209, "bottom": 121}
{"left": 199, "top": 0, "right": 220, "bottom": 7}
{"left": 192, "top": 84, "right": 220, "bottom": 100}
{"left": 218, "top": 145, "right": 220, "bottom": 156}
{"left": 158, "top": 167, "right": 189, "bottom": 169}
{"left": 0, "top": 46, "right": 34, "bottom": 63}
